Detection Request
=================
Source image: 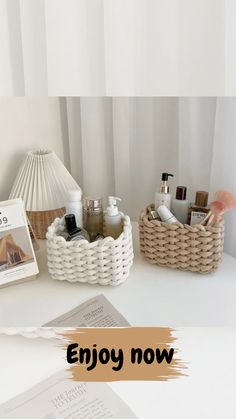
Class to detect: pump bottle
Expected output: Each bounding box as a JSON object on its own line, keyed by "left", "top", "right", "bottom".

{"left": 155, "top": 172, "right": 174, "bottom": 210}
{"left": 104, "top": 196, "right": 123, "bottom": 239}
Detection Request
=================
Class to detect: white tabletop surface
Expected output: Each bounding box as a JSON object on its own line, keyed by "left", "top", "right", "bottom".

{"left": 0, "top": 223, "right": 236, "bottom": 327}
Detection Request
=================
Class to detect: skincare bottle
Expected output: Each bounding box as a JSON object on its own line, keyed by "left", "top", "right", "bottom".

{"left": 171, "top": 186, "right": 189, "bottom": 224}
{"left": 104, "top": 196, "right": 123, "bottom": 239}
{"left": 187, "top": 191, "right": 210, "bottom": 225}
{"left": 83, "top": 197, "right": 103, "bottom": 242}
{"left": 157, "top": 205, "right": 178, "bottom": 224}
{"left": 60, "top": 214, "right": 90, "bottom": 242}
{"left": 155, "top": 172, "right": 174, "bottom": 210}
{"left": 66, "top": 189, "right": 83, "bottom": 227}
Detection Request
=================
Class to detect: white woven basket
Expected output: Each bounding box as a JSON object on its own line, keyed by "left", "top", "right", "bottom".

{"left": 46, "top": 214, "right": 134, "bottom": 286}
{"left": 0, "top": 327, "right": 68, "bottom": 339}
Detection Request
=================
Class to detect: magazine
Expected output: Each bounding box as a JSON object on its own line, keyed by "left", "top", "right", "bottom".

{"left": 0, "top": 199, "right": 39, "bottom": 287}
{"left": 44, "top": 294, "right": 130, "bottom": 327}
{"left": 0, "top": 370, "right": 137, "bottom": 418}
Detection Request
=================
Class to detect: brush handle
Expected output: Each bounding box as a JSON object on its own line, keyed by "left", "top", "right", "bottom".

{"left": 206, "top": 214, "right": 215, "bottom": 226}
{"left": 201, "top": 211, "right": 212, "bottom": 226}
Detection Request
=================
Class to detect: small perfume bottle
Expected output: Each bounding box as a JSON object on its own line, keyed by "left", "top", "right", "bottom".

{"left": 188, "top": 191, "right": 210, "bottom": 225}
{"left": 60, "top": 214, "right": 90, "bottom": 242}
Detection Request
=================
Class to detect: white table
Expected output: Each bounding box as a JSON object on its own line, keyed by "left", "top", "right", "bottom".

{"left": 0, "top": 223, "right": 236, "bottom": 327}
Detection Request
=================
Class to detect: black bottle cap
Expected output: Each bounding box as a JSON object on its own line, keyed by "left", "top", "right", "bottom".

{"left": 65, "top": 214, "right": 77, "bottom": 233}
{"left": 176, "top": 186, "right": 187, "bottom": 200}
{"left": 162, "top": 172, "right": 174, "bottom": 181}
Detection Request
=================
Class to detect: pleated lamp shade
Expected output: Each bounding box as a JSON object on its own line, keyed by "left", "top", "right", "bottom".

{"left": 10, "top": 150, "right": 81, "bottom": 238}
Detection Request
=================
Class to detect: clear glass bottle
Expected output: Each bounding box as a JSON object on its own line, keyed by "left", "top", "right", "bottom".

{"left": 83, "top": 198, "right": 103, "bottom": 242}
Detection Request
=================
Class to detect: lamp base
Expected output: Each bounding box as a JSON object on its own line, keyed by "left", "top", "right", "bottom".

{"left": 27, "top": 208, "right": 66, "bottom": 239}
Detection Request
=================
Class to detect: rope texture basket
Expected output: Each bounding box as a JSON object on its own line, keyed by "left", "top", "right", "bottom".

{"left": 46, "top": 214, "right": 134, "bottom": 286}
{"left": 0, "top": 327, "right": 67, "bottom": 339}
{"left": 27, "top": 208, "right": 65, "bottom": 239}
{"left": 139, "top": 205, "right": 224, "bottom": 274}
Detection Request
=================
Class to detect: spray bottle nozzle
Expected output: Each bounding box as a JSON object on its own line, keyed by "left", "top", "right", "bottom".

{"left": 162, "top": 173, "right": 174, "bottom": 181}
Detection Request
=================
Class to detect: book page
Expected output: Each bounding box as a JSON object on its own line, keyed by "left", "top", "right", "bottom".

{"left": 44, "top": 295, "right": 130, "bottom": 327}
{"left": 0, "top": 370, "right": 137, "bottom": 419}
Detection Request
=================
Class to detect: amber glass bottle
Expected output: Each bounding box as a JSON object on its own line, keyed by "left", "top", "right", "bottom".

{"left": 187, "top": 191, "right": 210, "bottom": 225}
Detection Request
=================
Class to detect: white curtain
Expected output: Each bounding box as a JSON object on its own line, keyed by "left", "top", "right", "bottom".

{"left": 1, "top": 0, "right": 236, "bottom": 95}
{"left": 60, "top": 97, "right": 236, "bottom": 258}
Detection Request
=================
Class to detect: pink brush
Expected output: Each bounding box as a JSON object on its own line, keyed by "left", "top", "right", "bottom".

{"left": 202, "top": 190, "right": 236, "bottom": 226}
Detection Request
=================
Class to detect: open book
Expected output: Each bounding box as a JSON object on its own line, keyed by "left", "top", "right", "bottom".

{"left": 0, "top": 370, "right": 137, "bottom": 418}
{"left": 44, "top": 294, "right": 130, "bottom": 327}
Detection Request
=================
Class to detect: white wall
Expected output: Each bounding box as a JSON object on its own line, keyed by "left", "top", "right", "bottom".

{"left": 0, "top": 97, "right": 66, "bottom": 201}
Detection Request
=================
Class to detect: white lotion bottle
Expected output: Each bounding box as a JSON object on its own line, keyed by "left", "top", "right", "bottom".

{"left": 66, "top": 189, "right": 83, "bottom": 228}
{"left": 157, "top": 205, "right": 178, "bottom": 224}
{"left": 171, "top": 186, "right": 189, "bottom": 224}
{"left": 104, "top": 196, "right": 123, "bottom": 239}
{"left": 155, "top": 172, "right": 174, "bottom": 210}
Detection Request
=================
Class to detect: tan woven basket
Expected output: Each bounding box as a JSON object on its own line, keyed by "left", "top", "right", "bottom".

{"left": 46, "top": 214, "right": 134, "bottom": 286}
{"left": 139, "top": 205, "right": 224, "bottom": 274}
{"left": 27, "top": 208, "right": 66, "bottom": 239}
